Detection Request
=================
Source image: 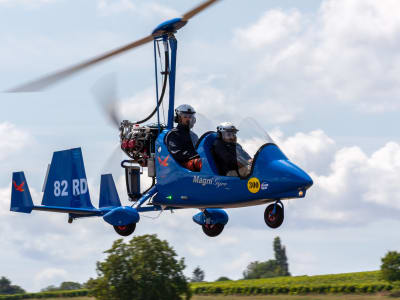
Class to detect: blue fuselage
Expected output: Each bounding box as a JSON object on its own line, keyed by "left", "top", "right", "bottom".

{"left": 153, "top": 131, "right": 313, "bottom": 208}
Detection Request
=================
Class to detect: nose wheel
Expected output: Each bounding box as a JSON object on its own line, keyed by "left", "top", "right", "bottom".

{"left": 264, "top": 201, "right": 284, "bottom": 229}
{"left": 202, "top": 223, "right": 224, "bottom": 237}
{"left": 113, "top": 223, "right": 136, "bottom": 236}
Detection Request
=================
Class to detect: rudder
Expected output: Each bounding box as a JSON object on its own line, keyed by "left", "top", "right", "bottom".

{"left": 42, "top": 148, "right": 94, "bottom": 209}
{"left": 11, "top": 172, "right": 33, "bottom": 213}
{"left": 99, "top": 174, "right": 121, "bottom": 208}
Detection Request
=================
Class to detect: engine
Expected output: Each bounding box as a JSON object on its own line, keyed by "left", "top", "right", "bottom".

{"left": 119, "top": 121, "right": 165, "bottom": 167}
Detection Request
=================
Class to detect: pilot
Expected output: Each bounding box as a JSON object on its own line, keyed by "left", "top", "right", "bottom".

{"left": 167, "top": 104, "right": 202, "bottom": 172}
{"left": 212, "top": 122, "right": 252, "bottom": 177}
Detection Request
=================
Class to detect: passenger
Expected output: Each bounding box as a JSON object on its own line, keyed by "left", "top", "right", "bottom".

{"left": 167, "top": 104, "right": 202, "bottom": 172}
{"left": 212, "top": 122, "right": 252, "bottom": 177}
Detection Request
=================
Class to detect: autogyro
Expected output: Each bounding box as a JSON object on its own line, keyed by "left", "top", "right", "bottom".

{"left": 9, "top": 0, "right": 313, "bottom": 237}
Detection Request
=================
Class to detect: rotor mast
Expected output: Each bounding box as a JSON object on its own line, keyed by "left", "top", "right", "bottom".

{"left": 152, "top": 18, "right": 187, "bottom": 129}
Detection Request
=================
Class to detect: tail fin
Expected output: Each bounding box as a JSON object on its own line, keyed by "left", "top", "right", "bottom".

{"left": 99, "top": 174, "right": 121, "bottom": 208}
{"left": 11, "top": 172, "right": 33, "bottom": 213}
{"left": 42, "top": 148, "right": 95, "bottom": 209}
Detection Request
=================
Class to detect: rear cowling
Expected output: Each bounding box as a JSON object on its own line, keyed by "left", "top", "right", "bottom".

{"left": 103, "top": 206, "right": 140, "bottom": 226}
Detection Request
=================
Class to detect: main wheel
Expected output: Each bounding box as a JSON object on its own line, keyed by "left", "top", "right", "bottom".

{"left": 264, "top": 204, "right": 284, "bottom": 228}
{"left": 113, "top": 223, "right": 136, "bottom": 236}
{"left": 202, "top": 223, "right": 224, "bottom": 237}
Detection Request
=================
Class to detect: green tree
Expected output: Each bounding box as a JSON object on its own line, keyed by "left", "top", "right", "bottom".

{"left": 243, "top": 260, "right": 280, "bottom": 279}
{"left": 215, "top": 276, "right": 231, "bottom": 282}
{"left": 191, "top": 266, "right": 205, "bottom": 282}
{"left": 41, "top": 285, "right": 58, "bottom": 292}
{"left": 243, "top": 236, "right": 290, "bottom": 279}
{"left": 87, "top": 234, "right": 191, "bottom": 300}
{"left": 0, "top": 276, "right": 25, "bottom": 294}
{"left": 274, "top": 236, "right": 290, "bottom": 276}
{"left": 59, "top": 281, "right": 82, "bottom": 290}
{"left": 381, "top": 251, "right": 400, "bottom": 282}
{"left": 41, "top": 281, "right": 83, "bottom": 291}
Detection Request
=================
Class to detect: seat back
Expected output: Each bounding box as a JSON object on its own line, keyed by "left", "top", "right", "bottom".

{"left": 196, "top": 132, "right": 219, "bottom": 174}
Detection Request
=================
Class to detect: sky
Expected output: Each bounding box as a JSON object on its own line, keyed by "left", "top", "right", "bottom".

{"left": 1, "top": 0, "right": 400, "bottom": 292}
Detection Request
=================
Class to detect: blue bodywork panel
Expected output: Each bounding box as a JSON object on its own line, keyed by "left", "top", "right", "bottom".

{"left": 154, "top": 130, "right": 313, "bottom": 208}
{"left": 103, "top": 206, "right": 140, "bottom": 226}
{"left": 193, "top": 209, "right": 229, "bottom": 226}
{"left": 11, "top": 172, "right": 33, "bottom": 213}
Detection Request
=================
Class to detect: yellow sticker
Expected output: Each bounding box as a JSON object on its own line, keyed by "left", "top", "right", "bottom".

{"left": 247, "top": 177, "right": 260, "bottom": 193}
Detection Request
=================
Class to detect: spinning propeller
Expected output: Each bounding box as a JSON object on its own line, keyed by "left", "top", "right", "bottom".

{"left": 6, "top": 0, "right": 220, "bottom": 93}
{"left": 91, "top": 73, "right": 121, "bottom": 129}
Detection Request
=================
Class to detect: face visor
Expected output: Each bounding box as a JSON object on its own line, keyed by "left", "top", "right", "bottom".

{"left": 221, "top": 131, "right": 237, "bottom": 143}
{"left": 179, "top": 112, "right": 196, "bottom": 129}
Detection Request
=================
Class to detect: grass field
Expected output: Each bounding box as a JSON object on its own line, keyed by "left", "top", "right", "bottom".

{"left": 3, "top": 271, "right": 400, "bottom": 299}
{"left": 190, "top": 271, "right": 399, "bottom": 295}
{"left": 27, "top": 295, "right": 400, "bottom": 300}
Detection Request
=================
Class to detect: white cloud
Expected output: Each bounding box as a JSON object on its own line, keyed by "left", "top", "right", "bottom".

{"left": 97, "top": 0, "right": 135, "bottom": 16}
{"left": 278, "top": 131, "right": 400, "bottom": 226}
{"left": 97, "top": 0, "right": 178, "bottom": 19}
{"left": 0, "top": 122, "right": 32, "bottom": 160}
{"left": 186, "top": 245, "right": 206, "bottom": 257}
{"left": 0, "top": 0, "right": 57, "bottom": 6}
{"left": 34, "top": 268, "right": 67, "bottom": 290}
{"left": 119, "top": 88, "right": 159, "bottom": 122}
{"left": 233, "top": 0, "right": 400, "bottom": 113}
{"left": 234, "top": 9, "right": 302, "bottom": 49}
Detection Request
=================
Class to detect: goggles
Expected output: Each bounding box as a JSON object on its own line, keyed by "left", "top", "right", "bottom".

{"left": 179, "top": 112, "right": 195, "bottom": 119}
{"left": 222, "top": 131, "right": 237, "bottom": 140}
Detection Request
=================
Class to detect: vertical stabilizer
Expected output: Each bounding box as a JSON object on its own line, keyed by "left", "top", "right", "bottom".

{"left": 42, "top": 148, "right": 94, "bottom": 209}
{"left": 11, "top": 172, "right": 33, "bottom": 213}
{"left": 99, "top": 174, "right": 121, "bottom": 208}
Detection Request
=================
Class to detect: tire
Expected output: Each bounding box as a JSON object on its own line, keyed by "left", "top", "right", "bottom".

{"left": 202, "top": 223, "right": 224, "bottom": 237}
{"left": 113, "top": 223, "right": 136, "bottom": 236}
{"left": 264, "top": 204, "right": 284, "bottom": 228}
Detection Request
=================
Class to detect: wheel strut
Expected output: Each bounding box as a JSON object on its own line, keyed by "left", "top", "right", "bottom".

{"left": 272, "top": 199, "right": 284, "bottom": 216}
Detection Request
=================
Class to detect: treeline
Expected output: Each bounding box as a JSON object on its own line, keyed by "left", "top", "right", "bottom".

{"left": 0, "top": 289, "right": 88, "bottom": 300}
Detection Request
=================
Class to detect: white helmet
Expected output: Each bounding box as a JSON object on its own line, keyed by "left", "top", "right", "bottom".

{"left": 217, "top": 122, "right": 239, "bottom": 133}
{"left": 217, "top": 122, "right": 238, "bottom": 143}
{"left": 175, "top": 104, "right": 196, "bottom": 128}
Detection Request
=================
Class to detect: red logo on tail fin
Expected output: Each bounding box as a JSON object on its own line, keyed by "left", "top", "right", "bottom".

{"left": 13, "top": 181, "right": 25, "bottom": 192}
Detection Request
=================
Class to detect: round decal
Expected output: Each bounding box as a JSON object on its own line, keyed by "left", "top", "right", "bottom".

{"left": 247, "top": 177, "right": 260, "bottom": 193}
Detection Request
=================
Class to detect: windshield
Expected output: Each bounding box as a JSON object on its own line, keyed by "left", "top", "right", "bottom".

{"left": 237, "top": 117, "right": 275, "bottom": 157}
{"left": 195, "top": 116, "right": 275, "bottom": 177}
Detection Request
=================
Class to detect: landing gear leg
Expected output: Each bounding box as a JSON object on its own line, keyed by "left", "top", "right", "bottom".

{"left": 264, "top": 200, "right": 284, "bottom": 229}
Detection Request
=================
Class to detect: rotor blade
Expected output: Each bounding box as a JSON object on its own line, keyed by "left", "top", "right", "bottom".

{"left": 6, "top": 35, "right": 154, "bottom": 93}
{"left": 182, "top": 0, "right": 221, "bottom": 21}
{"left": 92, "top": 73, "right": 121, "bottom": 128}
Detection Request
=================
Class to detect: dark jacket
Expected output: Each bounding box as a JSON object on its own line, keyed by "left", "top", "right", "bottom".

{"left": 212, "top": 138, "right": 238, "bottom": 175}
{"left": 167, "top": 124, "right": 199, "bottom": 165}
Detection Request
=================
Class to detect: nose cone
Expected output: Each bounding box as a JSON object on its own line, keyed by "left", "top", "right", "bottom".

{"left": 270, "top": 160, "right": 313, "bottom": 190}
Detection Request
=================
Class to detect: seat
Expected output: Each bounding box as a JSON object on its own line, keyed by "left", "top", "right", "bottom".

{"left": 196, "top": 132, "right": 219, "bottom": 174}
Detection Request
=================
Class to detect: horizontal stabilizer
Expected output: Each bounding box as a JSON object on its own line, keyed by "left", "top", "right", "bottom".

{"left": 11, "top": 172, "right": 33, "bottom": 213}
{"left": 99, "top": 174, "right": 121, "bottom": 208}
{"left": 32, "top": 205, "right": 102, "bottom": 216}
{"left": 42, "top": 148, "right": 95, "bottom": 209}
